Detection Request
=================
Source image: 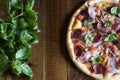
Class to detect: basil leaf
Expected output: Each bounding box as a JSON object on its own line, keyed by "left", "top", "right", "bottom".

{"left": 20, "top": 63, "right": 33, "bottom": 79}
{"left": 18, "top": 18, "right": 28, "bottom": 28}
{"left": 32, "top": 39, "right": 39, "bottom": 44}
{"left": 118, "top": 7, "right": 120, "bottom": 13}
{"left": 84, "top": 20, "right": 91, "bottom": 26}
{"left": 91, "top": 56, "right": 103, "bottom": 64}
{"left": 3, "top": 0, "right": 11, "bottom": 14}
{"left": 11, "top": 60, "right": 21, "bottom": 76}
{"left": 0, "top": 22, "right": 8, "bottom": 40}
{"left": 15, "top": 48, "right": 31, "bottom": 61}
{"left": 0, "top": 49, "right": 8, "bottom": 75}
{"left": 11, "top": 0, "right": 23, "bottom": 9}
{"left": 20, "top": 30, "right": 33, "bottom": 48}
{"left": 25, "top": 0, "right": 35, "bottom": 10}
{"left": 7, "top": 20, "right": 17, "bottom": 38}
{"left": 7, "top": 40, "right": 15, "bottom": 49}
{"left": 104, "top": 21, "right": 111, "bottom": 28}
{"left": 111, "top": 6, "right": 119, "bottom": 15}
{"left": 10, "top": 10, "right": 16, "bottom": 18}
{"left": 85, "top": 33, "right": 94, "bottom": 43}
{"left": 104, "top": 34, "right": 119, "bottom": 42}
{"left": 0, "top": 53, "right": 8, "bottom": 75}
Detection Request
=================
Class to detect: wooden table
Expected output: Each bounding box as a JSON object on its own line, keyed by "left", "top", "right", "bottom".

{"left": 0, "top": 0, "right": 95, "bottom": 80}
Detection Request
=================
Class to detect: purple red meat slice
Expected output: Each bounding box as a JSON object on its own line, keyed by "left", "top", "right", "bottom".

{"left": 92, "top": 64, "right": 106, "bottom": 74}
{"left": 74, "top": 45, "right": 84, "bottom": 57}
{"left": 71, "top": 29, "right": 82, "bottom": 38}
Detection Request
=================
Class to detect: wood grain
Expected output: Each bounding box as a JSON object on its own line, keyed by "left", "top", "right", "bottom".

{"left": 0, "top": 0, "right": 96, "bottom": 80}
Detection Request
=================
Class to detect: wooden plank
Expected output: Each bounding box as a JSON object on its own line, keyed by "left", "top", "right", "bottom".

{"left": 42, "top": 0, "right": 68, "bottom": 80}
{"left": 52, "top": 0, "right": 68, "bottom": 80}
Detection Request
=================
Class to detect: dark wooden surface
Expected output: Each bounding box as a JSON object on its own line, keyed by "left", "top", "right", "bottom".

{"left": 0, "top": 0, "right": 96, "bottom": 80}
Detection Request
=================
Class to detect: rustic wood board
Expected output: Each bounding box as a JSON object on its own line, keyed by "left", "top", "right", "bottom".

{"left": 0, "top": 0, "right": 96, "bottom": 80}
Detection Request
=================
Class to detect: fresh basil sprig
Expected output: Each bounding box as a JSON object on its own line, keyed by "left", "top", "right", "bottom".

{"left": 104, "top": 34, "right": 119, "bottom": 42}
{"left": 0, "top": 0, "right": 40, "bottom": 79}
{"left": 104, "top": 21, "right": 111, "bottom": 28}
{"left": 84, "top": 20, "right": 91, "bottom": 26}
{"left": 91, "top": 56, "right": 103, "bottom": 64}
{"left": 85, "top": 33, "right": 94, "bottom": 43}
{"left": 111, "top": 6, "right": 120, "bottom": 15}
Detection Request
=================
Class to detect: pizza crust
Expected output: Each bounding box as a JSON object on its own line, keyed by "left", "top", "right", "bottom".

{"left": 67, "top": 0, "right": 120, "bottom": 80}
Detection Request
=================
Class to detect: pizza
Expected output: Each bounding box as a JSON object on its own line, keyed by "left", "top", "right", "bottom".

{"left": 67, "top": 0, "right": 120, "bottom": 80}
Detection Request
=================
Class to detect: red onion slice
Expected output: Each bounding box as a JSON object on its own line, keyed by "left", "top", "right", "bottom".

{"left": 88, "top": 6, "right": 97, "bottom": 19}
{"left": 97, "top": 22, "right": 106, "bottom": 32}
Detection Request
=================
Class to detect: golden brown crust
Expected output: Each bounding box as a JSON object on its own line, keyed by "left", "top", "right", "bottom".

{"left": 67, "top": 0, "right": 120, "bottom": 80}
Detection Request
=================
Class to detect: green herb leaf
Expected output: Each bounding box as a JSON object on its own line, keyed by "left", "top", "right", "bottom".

{"left": 3, "top": 0, "right": 11, "bottom": 14}
{"left": 118, "top": 7, "right": 120, "bottom": 13}
{"left": 20, "top": 30, "right": 33, "bottom": 48}
{"left": 25, "top": 0, "right": 35, "bottom": 10}
{"left": 85, "top": 33, "right": 94, "bottom": 43}
{"left": 11, "top": 60, "right": 21, "bottom": 76}
{"left": 18, "top": 18, "right": 28, "bottom": 28}
{"left": 15, "top": 48, "right": 31, "bottom": 61}
{"left": 0, "top": 49, "right": 8, "bottom": 75}
{"left": 20, "top": 63, "right": 33, "bottom": 79}
{"left": 11, "top": 0, "right": 23, "bottom": 9}
{"left": 0, "top": 21, "right": 8, "bottom": 40}
{"left": 84, "top": 20, "right": 91, "bottom": 26}
{"left": 91, "top": 56, "right": 103, "bottom": 64}
{"left": 104, "top": 21, "right": 111, "bottom": 28}
{"left": 111, "top": 6, "right": 119, "bottom": 15}
{"left": 104, "top": 34, "right": 119, "bottom": 42}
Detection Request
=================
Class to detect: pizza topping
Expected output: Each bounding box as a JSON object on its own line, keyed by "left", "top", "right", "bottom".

{"left": 84, "top": 20, "right": 91, "bottom": 27}
{"left": 88, "top": 46, "right": 97, "bottom": 53}
{"left": 78, "top": 10, "right": 89, "bottom": 20}
{"left": 108, "top": 3, "right": 117, "bottom": 9}
{"left": 74, "top": 40, "right": 85, "bottom": 48}
{"left": 111, "top": 6, "right": 120, "bottom": 15}
{"left": 74, "top": 45, "right": 84, "bottom": 57}
{"left": 111, "top": 6, "right": 119, "bottom": 15}
{"left": 84, "top": 33, "right": 94, "bottom": 43}
{"left": 78, "top": 51, "right": 92, "bottom": 63}
{"left": 103, "top": 42, "right": 112, "bottom": 47}
{"left": 104, "top": 33, "right": 119, "bottom": 42}
{"left": 73, "top": 19, "right": 82, "bottom": 29}
{"left": 107, "top": 58, "right": 118, "bottom": 74}
{"left": 117, "top": 59, "right": 120, "bottom": 70}
{"left": 101, "top": 10, "right": 107, "bottom": 17}
{"left": 71, "top": 29, "right": 82, "bottom": 38}
{"left": 97, "top": 22, "right": 106, "bottom": 32}
{"left": 92, "top": 64, "right": 106, "bottom": 74}
{"left": 95, "top": 8, "right": 100, "bottom": 15}
{"left": 78, "top": 15, "right": 84, "bottom": 20}
{"left": 115, "top": 18, "right": 120, "bottom": 24}
{"left": 105, "top": 65, "right": 111, "bottom": 71}
{"left": 104, "top": 21, "right": 111, "bottom": 28}
{"left": 88, "top": 6, "right": 97, "bottom": 19}
{"left": 102, "top": 55, "right": 109, "bottom": 64}
{"left": 111, "top": 45, "right": 118, "bottom": 51}
{"left": 115, "top": 24, "right": 120, "bottom": 33}
{"left": 93, "top": 32, "right": 101, "bottom": 43}
{"left": 91, "top": 56, "right": 103, "bottom": 64}
{"left": 118, "top": 14, "right": 120, "bottom": 17}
